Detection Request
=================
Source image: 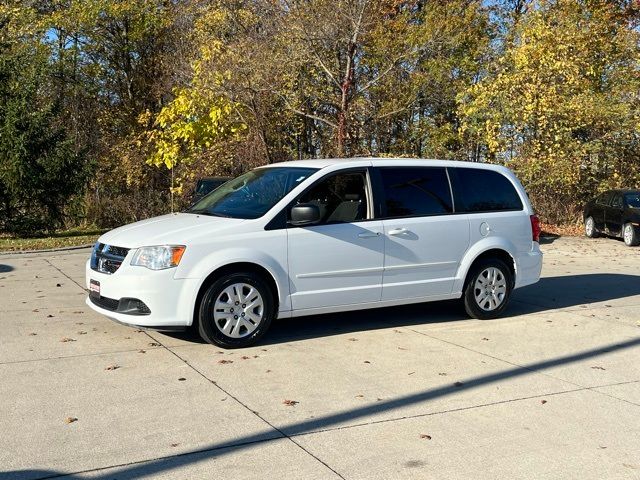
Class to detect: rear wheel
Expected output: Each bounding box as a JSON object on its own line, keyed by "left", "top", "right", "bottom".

{"left": 584, "top": 216, "right": 598, "bottom": 238}
{"left": 198, "top": 272, "right": 275, "bottom": 348}
{"left": 623, "top": 223, "right": 639, "bottom": 247}
{"left": 463, "top": 259, "right": 513, "bottom": 320}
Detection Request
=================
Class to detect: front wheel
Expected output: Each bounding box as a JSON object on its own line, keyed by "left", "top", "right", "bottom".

{"left": 198, "top": 272, "right": 275, "bottom": 348}
{"left": 623, "top": 223, "right": 640, "bottom": 247}
{"left": 584, "top": 216, "right": 598, "bottom": 238}
{"left": 463, "top": 259, "right": 513, "bottom": 320}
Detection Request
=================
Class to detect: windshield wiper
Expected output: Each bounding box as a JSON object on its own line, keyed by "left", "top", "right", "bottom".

{"left": 187, "top": 209, "right": 232, "bottom": 218}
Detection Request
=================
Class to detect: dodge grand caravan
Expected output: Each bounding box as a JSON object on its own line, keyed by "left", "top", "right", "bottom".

{"left": 86, "top": 158, "right": 543, "bottom": 348}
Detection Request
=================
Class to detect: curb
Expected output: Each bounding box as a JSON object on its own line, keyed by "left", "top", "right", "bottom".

{"left": 0, "top": 244, "right": 95, "bottom": 256}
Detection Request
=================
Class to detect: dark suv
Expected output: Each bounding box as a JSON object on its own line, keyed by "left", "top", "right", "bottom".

{"left": 584, "top": 190, "right": 640, "bottom": 246}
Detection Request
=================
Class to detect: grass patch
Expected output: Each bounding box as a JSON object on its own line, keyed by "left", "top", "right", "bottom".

{"left": 0, "top": 228, "right": 105, "bottom": 252}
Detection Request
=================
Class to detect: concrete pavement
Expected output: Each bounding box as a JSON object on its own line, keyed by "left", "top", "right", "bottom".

{"left": 1, "top": 236, "right": 639, "bottom": 479}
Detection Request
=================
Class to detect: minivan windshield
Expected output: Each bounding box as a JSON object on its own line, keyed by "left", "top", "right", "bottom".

{"left": 187, "top": 167, "right": 317, "bottom": 219}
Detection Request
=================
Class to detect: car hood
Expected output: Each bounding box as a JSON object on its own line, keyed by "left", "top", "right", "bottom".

{"left": 98, "top": 213, "right": 245, "bottom": 248}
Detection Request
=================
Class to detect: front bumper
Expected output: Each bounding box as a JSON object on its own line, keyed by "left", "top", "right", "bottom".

{"left": 85, "top": 259, "right": 199, "bottom": 328}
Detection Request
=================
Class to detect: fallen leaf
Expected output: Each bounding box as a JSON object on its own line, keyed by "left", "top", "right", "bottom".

{"left": 355, "top": 394, "right": 364, "bottom": 398}
{"left": 265, "top": 369, "right": 272, "bottom": 373}
{"left": 28, "top": 332, "right": 37, "bottom": 336}
{"left": 420, "top": 434, "right": 432, "bottom": 440}
{"left": 347, "top": 338, "right": 358, "bottom": 342}
{"left": 47, "top": 314, "right": 54, "bottom": 318}
{"left": 408, "top": 371, "right": 416, "bottom": 375}
{"left": 218, "top": 359, "right": 233, "bottom": 364}
{"left": 541, "top": 399, "right": 547, "bottom": 404}
{"left": 591, "top": 366, "right": 606, "bottom": 370}
{"left": 283, "top": 399, "right": 299, "bottom": 406}
{"left": 32, "top": 309, "right": 39, "bottom": 312}
{"left": 138, "top": 350, "right": 146, "bottom": 354}
{"left": 398, "top": 347, "right": 408, "bottom": 351}
{"left": 241, "top": 355, "right": 250, "bottom": 360}
{"left": 104, "top": 364, "right": 120, "bottom": 371}
{"left": 438, "top": 372, "right": 447, "bottom": 376}
{"left": 65, "top": 417, "right": 78, "bottom": 424}
{"left": 178, "top": 377, "right": 186, "bottom": 381}
{"left": 73, "top": 311, "right": 84, "bottom": 314}
{"left": 77, "top": 331, "right": 87, "bottom": 335}
{"left": 60, "top": 337, "right": 76, "bottom": 343}
{"left": 148, "top": 342, "right": 160, "bottom": 347}
{"left": 481, "top": 337, "right": 489, "bottom": 341}
{"left": 56, "top": 283, "right": 62, "bottom": 287}
{"left": 363, "top": 360, "right": 371, "bottom": 364}
{"left": 170, "top": 443, "right": 180, "bottom": 448}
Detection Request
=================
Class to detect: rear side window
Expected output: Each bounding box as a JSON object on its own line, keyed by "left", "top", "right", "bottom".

{"left": 378, "top": 167, "right": 452, "bottom": 218}
{"left": 450, "top": 168, "right": 523, "bottom": 213}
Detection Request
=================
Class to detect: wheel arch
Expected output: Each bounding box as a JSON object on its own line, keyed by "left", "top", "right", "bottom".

{"left": 453, "top": 240, "right": 518, "bottom": 295}
{"left": 181, "top": 246, "right": 289, "bottom": 327}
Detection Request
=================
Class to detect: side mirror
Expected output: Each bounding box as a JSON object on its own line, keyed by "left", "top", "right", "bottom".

{"left": 289, "top": 204, "right": 321, "bottom": 226}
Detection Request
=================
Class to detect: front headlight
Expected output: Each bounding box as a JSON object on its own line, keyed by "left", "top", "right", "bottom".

{"left": 130, "top": 245, "right": 186, "bottom": 270}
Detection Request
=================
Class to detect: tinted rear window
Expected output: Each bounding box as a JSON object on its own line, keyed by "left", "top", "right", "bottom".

{"left": 379, "top": 167, "right": 452, "bottom": 218}
{"left": 450, "top": 168, "right": 523, "bottom": 212}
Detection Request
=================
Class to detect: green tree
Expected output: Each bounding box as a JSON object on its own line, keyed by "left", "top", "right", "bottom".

{"left": 0, "top": 4, "right": 90, "bottom": 233}
{"left": 459, "top": 0, "right": 640, "bottom": 222}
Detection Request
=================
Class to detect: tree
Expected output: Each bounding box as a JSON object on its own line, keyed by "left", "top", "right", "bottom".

{"left": 0, "top": 4, "right": 90, "bottom": 233}
{"left": 459, "top": 0, "right": 640, "bottom": 222}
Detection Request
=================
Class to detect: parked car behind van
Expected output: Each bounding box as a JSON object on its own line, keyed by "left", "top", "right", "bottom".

{"left": 584, "top": 189, "right": 640, "bottom": 246}
{"left": 87, "top": 158, "right": 543, "bottom": 348}
{"left": 191, "top": 176, "right": 232, "bottom": 203}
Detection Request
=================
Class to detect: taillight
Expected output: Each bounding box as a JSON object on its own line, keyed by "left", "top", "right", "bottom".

{"left": 530, "top": 214, "right": 541, "bottom": 242}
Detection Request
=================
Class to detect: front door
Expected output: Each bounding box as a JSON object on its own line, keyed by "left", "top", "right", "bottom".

{"left": 606, "top": 193, "right": 624, "bottom": 236}
{"left": 375, "top": 166, "right": 470, "bottom": 301}
{"left": 287, "top": 170, "right": 384, "bottom": 310}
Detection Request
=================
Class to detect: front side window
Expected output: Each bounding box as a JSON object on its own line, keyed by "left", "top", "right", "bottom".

{"left": 596, "top": 192, "right": 613, "bottom": 206}
{"left": 451, "top": 168, "right": 523, "bottom": 213}
{"left": 379, "top": 167, "right": 452, "bottom": 218}
{"left": 188, "top": 167, "right": 317, "bottom": 219}
{"left": 625, "top": 193, "right": 640, "bottom": 208}
{"left": 294, "top": 171, "right": 368, "bottom": 224}
{"left": 611, "top": 194, "right": 624, "bottom": 209}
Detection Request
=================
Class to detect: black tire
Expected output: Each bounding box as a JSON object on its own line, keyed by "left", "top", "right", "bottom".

{"left": 198, "top": 272, "right": 275, "bottom": 348}
{"left": 623, "top": 222, "right": 640, "bottom": 247}
{"left": 584, "top": 216, "right": 599, "bottom": 238}
{"left": 463, "top": 258, "right": 513, "bottom": 320}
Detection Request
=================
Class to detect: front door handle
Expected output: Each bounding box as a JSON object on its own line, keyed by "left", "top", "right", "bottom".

{"left": 358, "top": 232, "right": 381, "bottom": 238}
{"left": 388, "top": 228, "right": 409, "bottom": 236}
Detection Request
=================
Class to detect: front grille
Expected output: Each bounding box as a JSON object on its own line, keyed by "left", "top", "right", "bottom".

{"left": 90, "top": 243, "right": 130, "bottom": 274}
{"left": 90, "top": 295, "right": 120, "bottom": 311}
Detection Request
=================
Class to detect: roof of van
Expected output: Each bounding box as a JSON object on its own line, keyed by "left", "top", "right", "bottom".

{"left": 262, "top": 157, "right": 508, "bottom": 170}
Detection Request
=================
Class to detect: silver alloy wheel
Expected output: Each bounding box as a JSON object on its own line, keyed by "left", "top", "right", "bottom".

{"left": 585, "top": 217, "right": 594, "bottom": 236}
{"left": 624, "top": 224, "right": 633, "bottom": 245}
{"left": 213, "top": 283, "right": 264, "bottom": 338}
{"left": 474, "top": 267, "right": 507, "bottom": 311}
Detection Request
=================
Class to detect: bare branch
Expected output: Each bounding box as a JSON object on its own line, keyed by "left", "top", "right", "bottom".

{"left": 278, "top": 94, "right": 338, "bottom": 129}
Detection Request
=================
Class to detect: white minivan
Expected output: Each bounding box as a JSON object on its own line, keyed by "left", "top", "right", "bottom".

{"left": 86, "top": 158, "right": 543, "bottom": 348}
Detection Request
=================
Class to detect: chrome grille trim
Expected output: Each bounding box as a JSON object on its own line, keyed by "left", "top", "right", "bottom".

{"left": 90, "top": 243, "right": 130, "bottom": 274}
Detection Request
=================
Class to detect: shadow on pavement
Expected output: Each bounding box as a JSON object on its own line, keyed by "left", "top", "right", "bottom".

{"left": 160, "top": 273, "right": 640, "bottom": 347}
{"left": 0, "top": 264, "right": 15, "bottom": 273}
{"left": 5, "top": 336, "right": 640, "bottom": 480}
